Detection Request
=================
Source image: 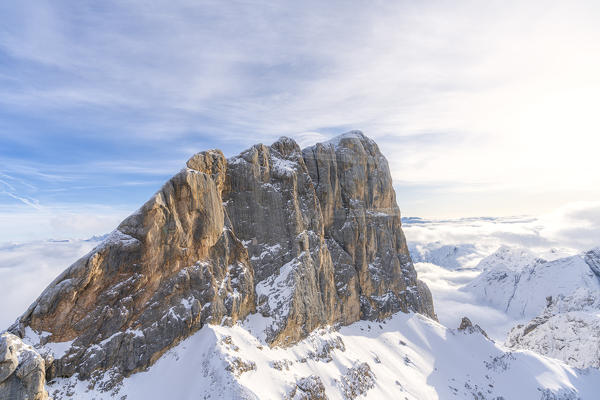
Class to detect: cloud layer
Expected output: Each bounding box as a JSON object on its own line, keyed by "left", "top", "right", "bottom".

{"left": 404, "top": 201, "right": 600, "bottom": 262}
{"left": 1, "top": 0, "right": 600, "bottom": 226}
{"left": 0, "top": 238, "right": 102, "bottom": 328}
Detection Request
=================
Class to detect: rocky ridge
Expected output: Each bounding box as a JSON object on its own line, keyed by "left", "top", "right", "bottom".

{"left": 2, "top": 131, "right": 435, "bottom": 398}
{"left": 465, "top": 246, "right": 600, "bottom": 319}
{"left": 505, "top": 288, "right": 600, "bottom": 369}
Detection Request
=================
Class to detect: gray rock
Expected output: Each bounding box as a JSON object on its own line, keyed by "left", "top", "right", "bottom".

{"left": 0, "top": 333, "right": 47, "bottom": 400}
{"left": 287, "top": 375, "right": 328, "bottom": 400}
{"left": 584, "top": 247, "right": 600, "bottom": 278}
{"left": 339, "top": 362, "right": 376, "bottom": 400}
{"left": 303, "top": 131, "right": 436, "bottom": 323}
{"left": 457, "top": 317, "right": 490, "bottom": 340}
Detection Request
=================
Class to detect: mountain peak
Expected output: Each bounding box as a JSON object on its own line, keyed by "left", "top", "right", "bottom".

{"left": 3, "top": 132, "right": 434, "bottom": 397}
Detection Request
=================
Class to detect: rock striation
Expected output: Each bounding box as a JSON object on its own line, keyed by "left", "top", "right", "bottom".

{"left": 4, "top": 131, "right": 435, "bottom": 395}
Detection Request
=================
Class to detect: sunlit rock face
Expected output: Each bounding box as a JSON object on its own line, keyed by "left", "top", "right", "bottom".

{"left": 5, "top": 131, "right": 434, "bottom": 393}
{"left": 303, "top": 132, "right": 436, "bottom": 322}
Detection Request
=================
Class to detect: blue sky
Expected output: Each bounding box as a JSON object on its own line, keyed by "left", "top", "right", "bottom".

{"left": 1, "top": 0, "right": 600, "bottom": 241}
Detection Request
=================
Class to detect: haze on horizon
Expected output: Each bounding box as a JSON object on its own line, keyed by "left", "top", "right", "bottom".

{"left": 1, "top": 0, "right": 599, "bottom": 241}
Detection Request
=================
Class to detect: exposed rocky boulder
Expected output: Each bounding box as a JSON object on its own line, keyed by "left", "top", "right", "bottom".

{"left": 338, "top": 362, "right": 376, "bottom": 399}
{"left": 303, "top": 132, "right": 436, "bottom": 322}
{"left": 0, "top": 333, "right": 47, "bottom": 400}
{"left": 457, "top": 317, "right": 490, "bottom": 340}
{"left": 286, "top": 375, "right": 328, "bottom": 400}
{"left": 4, "top": 131, "right": 434, "bottom": 395}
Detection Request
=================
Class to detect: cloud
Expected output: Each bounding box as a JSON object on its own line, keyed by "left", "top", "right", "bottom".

{"left": 0, "top": 173, "right": 42, "bottom": 210}
{"left": 538, "top": 201, "right": 600, "bottom": 251}
{"left": 1, "top": 1, "right": 599, "bottom": 220}
{"left": 1, "top": 191, "right": 42, "bottom": 210}
{"left": 404, "top": 201, "right": 600, "bottom": 263}
{"left": 415, "top": 262, "right": 524, "bottom": 340}
{"left": 0, "top": 238, "right": 102, "bottom": 328}
{"left": 0, "top": 204, "right": 131, "bottom": 242}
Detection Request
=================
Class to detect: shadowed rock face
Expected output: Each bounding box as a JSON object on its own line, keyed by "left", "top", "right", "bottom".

{"left": 5, "top": 131, "right": 435, "bottom": 391}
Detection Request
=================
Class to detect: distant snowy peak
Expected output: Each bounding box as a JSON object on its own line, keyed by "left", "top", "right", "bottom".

{"left": 409, "top": 241, "right": 482, "bottom": 269}
{"left": 506, "top": 288, "right": 600, "bottom": 369}
{"left": 455, "top": 245, "right": 600, "bottom": 369}
{"left": 476, "top": 245, "right": 545, "bottom": 272}
{"left": 466, "top": 246, "right": 600, "bottom": 319}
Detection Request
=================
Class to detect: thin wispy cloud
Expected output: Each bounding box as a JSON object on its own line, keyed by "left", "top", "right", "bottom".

{"left": 1, "top": 191, "right": 41, "bottom": 210}
{"left": 1, "top": 0, "right": 599, "bottom": 234}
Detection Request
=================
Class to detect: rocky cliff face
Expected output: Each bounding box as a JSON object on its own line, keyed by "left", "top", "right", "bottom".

{"left": 5, "top": 131, "right": 434, "bottom": 395}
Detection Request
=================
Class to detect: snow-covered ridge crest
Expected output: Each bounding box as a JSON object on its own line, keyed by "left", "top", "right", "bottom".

{"left": 45, "top": 312, "right": 600, "bottom": 399}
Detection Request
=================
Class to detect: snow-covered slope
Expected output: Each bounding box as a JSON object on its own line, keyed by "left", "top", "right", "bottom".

{"left": 414, "top": 262, "right": 523, "bottom": 341}
{"left": 465, "top": 247, "right": 600, "bottom": 320}
{"left": 46, "top": 312, "right": 600, "bottom": 400}
{"left": 506, "top": 288, "right": 600, "bottom": 369}
{"left": 412, "top": 240, "right": 600, "bottom": 370}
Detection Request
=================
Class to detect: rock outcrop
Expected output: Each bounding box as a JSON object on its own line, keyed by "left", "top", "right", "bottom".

{"left": 505, "top": 288, "right": 600, "bottom": 369}
{"left": 457, "top": 317, "right": 490, "bottom": 340}
{"left": 4, "top": 131, "right": 434, "bottom": 395}
{"left": 0, "top": 333, "right": 48, "bottom": 400}
{"left": 585, "top": 247, "right": 600, "bottom": 278}
{"left": 10, "top": 149, "right": 255, "bottom": 384}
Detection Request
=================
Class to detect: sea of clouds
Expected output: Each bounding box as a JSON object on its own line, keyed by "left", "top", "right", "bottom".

{"left": 404, "top": 201, "right": 600, "bottom": 339}
{"left": 404, "top": 201, "right": 600, "bottom": 261}
{"left": 0, "top": 237, "right": 103, "bottom": 328}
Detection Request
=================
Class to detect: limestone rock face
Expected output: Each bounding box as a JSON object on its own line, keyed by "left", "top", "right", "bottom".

{"left": 0, "top": 333, "right": 47, "bottom": 400}
{"left": 5, "top": 131, "right": 434, "bottom": 391}
{"left": 10, "top": 150, "right": 255, "bottom": 381}
{"left": 303, "top": 132, "right": 436, "bottom": 322}
{"left": 224, "top": 137, "right": 341, "bottom": 345}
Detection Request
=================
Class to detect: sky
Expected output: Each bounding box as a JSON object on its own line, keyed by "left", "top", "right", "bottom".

{"left": 1, "top": 0, "right": 600, "bottom": 241}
